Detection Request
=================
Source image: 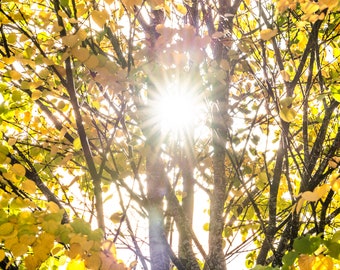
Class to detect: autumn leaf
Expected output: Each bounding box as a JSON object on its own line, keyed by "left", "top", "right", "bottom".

{"left": 0, "top": 223, "right": 14, "bottom": 236}
{"left": 328, "top": 156, "right": 340, "bottom": 168}
{"left": 279, "top": 107, "right": 297, "bottom": 122}
{"left": 260, "top": 29, "right": 278, "bottom": 41}
{"left": 12, "top": 163, "right": 26, "bottom": 178}
{"left": 279, "top": 97, "right": 294, "bottom": 107}
{"left": 301, "top": 184, "right": 330, "bottom": 202}
{"left": 298, "top": 254, "right": 315, "bottom": 270}
{"left": 0, "top": 249, "right": 5, "bottom": 262}
{"left": 110, "top": 212, "right": 123, "bottom": 223}
{"left": 67, "top": 259, "right": 86, "bottom": 270}
{"left": 21, "top": 179, "right": 37, "bottom": 194}
{"left": 313, "top": 255, "right": 334, "bottom": 270}
{"left": 91, "top": 10, "right": 110, "bottom": 28}
{"left": 319, "top": 0, "right": 339, "bottom": 11}
{"left": 71, "top": 47, "right": 90, "bottom": 62}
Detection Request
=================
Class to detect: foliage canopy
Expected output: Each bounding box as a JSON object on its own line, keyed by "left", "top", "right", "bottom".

{"left": 1, "top": 0, "right": 340, "bottom": 269}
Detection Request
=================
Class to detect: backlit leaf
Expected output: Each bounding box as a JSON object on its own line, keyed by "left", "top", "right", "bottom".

{"left": 12, "top": 164, "right": 26, "bottom": 177}
{"left": 62, "top": 35, "right": 79, "bottom": 47}
{"left": 71, "top": 47, "right": 90, "bottom": 62}
{"left": 67, "top": 259, "right": 86, "bottom": 270}
{"left": 7, "top": 33, "right": 17, "bottom": 44}
{"left": 301, "top": 191, "right": 319, "bottom": 202}
{"left": 279, "top": 107, "right": 296, "bottom": 122}
{"left": 280, "top": 97, "right": 294, "bottom": 107}
{"left": 314, "top": 184, "right": 330, "bottom": 199}
{"left": 47, "top": 201, "right": 60, "bottom": 213}
{"left": 84, "top": 55, "right": 99, "bottom": 69}
{"left": 0, "top": 223, "right": 14, "bottom": 236}
{"left": 260, "top": 29, "right": 278, "bottom": 41}
{"left": 84, "top": 253, "right": 101, "bottom": 269}
{"left": 0, "top": 249, "right": 5, "bottom": 262}
{"left": 21, "top": 179, "right": 36, "bottom": 194}
{"left": 11, "top": 242, "right": 28, "bottom": 257}
{"left": 313, "top": 255, "right": 333, "bottom": 270}
{"left": 73, "top": 137, "right": 82, "bottom": 151}
{"left": 9, "top": 70, "right": 22, "bottom": 80}
{"left": 91, "top": 10, "right": 110, "bottom": 28}
{"left": 319, "top": 0, "right": 339, "bottom": 11}
{"left": 110, "top": 212, "right": 123, "bottom": 223}
{"left": 173, "top": 3, "right": 187, "bottom": 14}
{"left": 328, "top": 156, "right": 340, "bottom": 168}
{"left": 24, "top": 254, "right": 40, "bottom": 270}
{"left": 298, "top": 254, "right": 315, "bottom": 270}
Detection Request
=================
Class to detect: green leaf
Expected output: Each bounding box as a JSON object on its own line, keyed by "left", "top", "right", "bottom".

{"left": 282, "top": 251, "right": 299, "bottom": 266}
{"left": 331, "top": 230, "right": 340, "bottom": 242}
{"left": 293, "top": 235, "right": 321, "bottom": 254}
{"left": 324, "top": 240, "right": 340, "bottom": 259}
{"left": 279, "top": 107, "right": 297, "bottom": 122}
{"left": 71, "top": 218, "right": 92, "bottom": 236}
{"left": 331, "top": 85, "right": 340, "bottom": 102}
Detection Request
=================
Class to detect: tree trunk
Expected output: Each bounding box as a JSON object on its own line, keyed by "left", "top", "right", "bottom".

{"left": 204, "top": 86, "right": 228, "bottom": 270}
{"left": 146, "top": 143, "right": 170, "bottom": 270}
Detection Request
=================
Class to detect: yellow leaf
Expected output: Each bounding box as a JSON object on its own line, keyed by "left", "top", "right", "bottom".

{"left": 71, "top": 47, "right": 90, "bottom": 62}
{"left": 279, "top": 107, "right": 297, "bottom": 122}
{"left": 294, "top": 198, "right": 306, "bottom": 213}
{"left": 331, "top": 179, "right": 340, "bottom": 192}
{"left": 279, "top": 97, "right": 294, "bottom": 107}
{"left": 301, "top": 191, "right": 319, "bottom": 202}
{"left": 19, "top": 234, "right": 36, "bottom": 246}
{"left": 0, "top": 223, "right": 14, "bottom": 236}
{"left": 280, "top": 70, "right": 290, "bottom": 82}
{"left": 7, "top": 33, "right": 17, "bottom": 44}
{"left": 76, "top": 29, "right": 87, "bottom": 41}
{"left": 260, "top": 29, "right": 278, "bottom": 41}
{"left": 0, "top": 249, "right": 5, "bottom": 262}
{"left": 12, "top": 163, "right": 26, "bottom": 177}
{"left": 110, "top": 212, "right": 123, "bottom": 223}
{"left": 91, "top": 10, "right": 110, "bottom": 28}
{"left": 31, "top": 90, "right": 41, "bottom": 101}
{"left": 314, "top": 255, "right": 333, "bottom": 270}
{"left": 11, "top": 242, "right": 28, "bottom": 257}
{"left": 298, "top": 254, "right": 315, "bottom": 270}
{"left": 21, "top": 179, "right": 37, "bottom": 194}
{"left": 7, "top": 137, "right": 16, "bottom": 146}
{"left": 67, "top": 243, "right": 83, "bottom": 259}
{"left": 84, "top": 55, "right": 99, "bottom": 69}
{"left": 67, "top": 259, "right": 86, "bottom": 270}
{"left": 24, "top": 254, "right": 40, "bottom": 270}
{"left": 301, "top": 2, "right": 319, "bottom": 15}
{"left": 319, "top": 0, "right": 339, "bottom": 11}
{"left": 85, "top": 253, "right": 101, "bottom": 269}
{"left": 314, "top": 184, "right": 330, "bottom": 199}
{"left": 102, "top": 240, "right": 116, "bottom": 258}
{"left": 330, "top": 173, "right": 340, "bottom": 192}
{"left": 328, "top": 156, "right": 340, "bottom": 168}
{"left": 73, "top": 137, "right": 82, "bottom": 151}
{"left": 9, "top": 70, "right": 22, "bottom": 80}
{"left": 173, "top": 3, "right": 187, "bottom": 14}
{"left": 47, "top": 201, "right": 60, "bottom": 213}
{"left": 61, "top": 34, "right": 79, "bottom": 47}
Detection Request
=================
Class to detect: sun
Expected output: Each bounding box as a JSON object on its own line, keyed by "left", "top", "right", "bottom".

{"left": 156, "top": 91, "right": 196, "bottom": 132}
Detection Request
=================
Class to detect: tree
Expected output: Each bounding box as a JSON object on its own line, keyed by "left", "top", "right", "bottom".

{"left": 1, "top": 0, "right": 340, "bottom": 269}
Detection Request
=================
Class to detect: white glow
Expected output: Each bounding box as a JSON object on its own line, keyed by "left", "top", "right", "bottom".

{"left": 155, "top": 90, "right": 197, "bottom": 134}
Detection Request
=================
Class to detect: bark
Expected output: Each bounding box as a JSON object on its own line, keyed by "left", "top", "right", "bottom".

{"left": 203, "top": 91, "right": 228, "bottom": 270}
{"left": 146, "top": 143, "right": 170, "bottom": 270}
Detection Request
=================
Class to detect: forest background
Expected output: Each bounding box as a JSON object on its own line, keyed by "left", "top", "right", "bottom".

{"left": 0, "top": 0, "right": 340, "bottom": 269}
